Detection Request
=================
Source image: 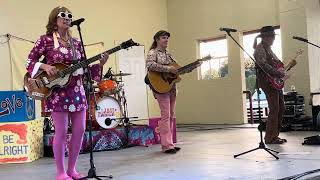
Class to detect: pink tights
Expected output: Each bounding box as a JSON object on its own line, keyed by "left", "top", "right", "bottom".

{"left": 51, "top": 110, "right": 86, "bottom": 180}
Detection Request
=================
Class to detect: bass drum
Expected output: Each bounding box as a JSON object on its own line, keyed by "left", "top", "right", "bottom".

{"left": 88, "top": 96, "right": 122, "bottom": 130}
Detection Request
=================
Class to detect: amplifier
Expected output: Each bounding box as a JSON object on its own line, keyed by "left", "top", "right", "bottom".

{"left": 284, "top": 92, "right": 304, "bottom": 105}
{"left": 283, "top": 104, "right": 305, "bottom": 117}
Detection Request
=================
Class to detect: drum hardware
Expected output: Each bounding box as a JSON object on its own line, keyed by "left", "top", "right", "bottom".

{"left": 116, "top": 76, "right": 139, "bottom": 147}
{"left": 112, "top": 72, "right": 132, "bottom": 77}
{"left": 44, "top": 117, "right": 55, "bottom": 133}
{"left": 92, "top": 67, "right": 138, "bottom": 147}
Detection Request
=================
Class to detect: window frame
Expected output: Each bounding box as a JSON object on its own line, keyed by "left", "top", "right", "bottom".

{"left": 198, "top": 35, "right": 229, "bottom": 80}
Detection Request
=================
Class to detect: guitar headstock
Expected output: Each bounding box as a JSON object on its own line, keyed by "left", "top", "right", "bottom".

{"left": 120, "top": 39, "right": 139, "bottom": 49}
{"left": 198, "top": 55, "right": 213, "bottom": 62}
{"left": 287, "top": 49, "right": 304, "bottom": 70}
{"left": 296, "top": 49, "right": 304, "bottom": 56}
{"left": 291, "top": 48, "right": 304, "bottom": 62}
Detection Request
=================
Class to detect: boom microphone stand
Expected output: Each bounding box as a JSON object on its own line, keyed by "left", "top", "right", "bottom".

{"left": 73, "top": 18, "right": 113, "bottom": 179}
{"left": 219, "top": 28, "right": 279, "bottom": 160}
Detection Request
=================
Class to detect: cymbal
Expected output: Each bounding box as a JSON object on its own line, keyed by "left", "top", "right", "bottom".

{"left": 112, "top": 73, "right": 132, "bottom": 77}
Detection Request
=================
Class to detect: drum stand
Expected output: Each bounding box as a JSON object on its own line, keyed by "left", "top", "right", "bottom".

{"left": 118, "top": 75, "right": 138, "bottom": 148}
{"left": 74, "top": 22, "right": 113, "bottom": 179}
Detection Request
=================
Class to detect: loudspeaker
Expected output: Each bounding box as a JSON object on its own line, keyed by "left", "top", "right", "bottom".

{"left": 312, "top": 106, "right": 320, "bottom": 130}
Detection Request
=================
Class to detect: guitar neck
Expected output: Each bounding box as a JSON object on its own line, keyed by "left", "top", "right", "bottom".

{"left": 284, "top": 50, "right": 303, "bottom": 72}
{"left": 61, "top": 46, "right": 122, "bottom": 76}
{"left": 284, "top": 63, "right": 292, "bottom": 72}
{"left": 178, "top": 61, "right": 199, "bottom": 75}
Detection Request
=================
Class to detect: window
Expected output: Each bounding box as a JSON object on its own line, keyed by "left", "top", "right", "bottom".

{"left": 243, "top": 27, "right": 282, "bottom": 94}
{"left": 199, "top": 37, "right": 228, "bottom": 80}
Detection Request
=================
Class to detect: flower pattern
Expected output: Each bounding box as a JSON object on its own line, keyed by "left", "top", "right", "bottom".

{"left": 68, "top": 104, "right": 76, "bottom": 112}
{"left": 51, "top": 92, "right": 60, "bottom": 104}
{"left": 75, "top": 96, "right": 80, "bottom": 102}
{"left": 74, "top": 86, "right": 80, "bottom": 93}
{"left": 77, "top": 104, "right": 86, "bottom": 111}
{"left": 77, "top": 80, "right": 81, "bottom": 86}
{"left": 60, "top": 47, "right": 69, "bottom": 54}
{"left": 26, "top": 34, "right": 103, "bottom": 112}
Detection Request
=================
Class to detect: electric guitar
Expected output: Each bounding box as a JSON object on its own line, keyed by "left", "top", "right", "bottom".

{"left": 24, "top": 39, "right": 138, "bottom": 100}
{"left": 268, "top": 49, "right": 304, "bottom": 90}
{"left": 147, "top": 55, "right": 212, "bottom": 94}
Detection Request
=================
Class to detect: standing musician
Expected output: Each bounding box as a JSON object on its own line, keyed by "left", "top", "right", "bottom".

{"left": 253, "top": 26, "right": 288, "bottom": 144}
{"left": 146, "top": 30, "right": 181, "bottom": 154}
{"left": 25, "top": 6, "right": 109, "bottom": 180}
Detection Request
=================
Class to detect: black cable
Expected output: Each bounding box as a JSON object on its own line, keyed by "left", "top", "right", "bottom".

{"left": 9, "top": 34, "right": 35, "bottom": 44}
{"left": 0, "top": 40, "right": 9, "bottom": 45}
{"left": 278, "top": 168, "right": 320, "bottom": 180}
{"left": 177, "top": 126, "right": 258, "bottom": 132}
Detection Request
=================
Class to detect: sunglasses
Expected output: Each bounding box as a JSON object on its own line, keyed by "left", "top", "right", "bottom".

{"left": 57, "top": 12, "right": 73, "bottom": 20}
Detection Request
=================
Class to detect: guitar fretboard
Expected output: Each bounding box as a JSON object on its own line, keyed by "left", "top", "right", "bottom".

{"left": 178, "top": 61, "right": 199, "bottom": 75}
{"left": 60, "top": 46, "right": 122, "bottom": 77}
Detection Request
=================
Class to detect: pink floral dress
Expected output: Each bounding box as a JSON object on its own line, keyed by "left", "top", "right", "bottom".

{"left": 26, "top": 33, "right": 102, "bottom": 112}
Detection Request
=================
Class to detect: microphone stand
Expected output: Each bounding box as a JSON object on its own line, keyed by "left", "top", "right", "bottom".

{"left": 74, "top": 23, "right": 113, "bottom": 179}
{"left": 223, "top": 31, "right": 279, "bottom": 160}
{"left": 294, "top": 38, "right": 320, "bottom": 49}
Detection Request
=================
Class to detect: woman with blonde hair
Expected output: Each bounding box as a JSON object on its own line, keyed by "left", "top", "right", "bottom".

{"left": 26, "top": 6, "right": 108, "bottom": 180}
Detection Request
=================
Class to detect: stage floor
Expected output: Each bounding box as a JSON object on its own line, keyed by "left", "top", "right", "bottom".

{"left": 1, "top": 124, "right": 320, "bottom": 180}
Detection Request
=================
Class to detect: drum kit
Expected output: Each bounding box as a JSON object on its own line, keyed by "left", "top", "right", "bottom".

{"left": 43, "top": 68, "right": 136, "bottom": 133}
{"left": 89, "top": 68, "right": 135, "bottom": 130}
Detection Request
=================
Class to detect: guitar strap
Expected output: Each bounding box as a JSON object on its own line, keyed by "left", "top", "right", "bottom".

{"left": 69, "top": 38, "right": 84, "bottom": 76}
{"left": 144, "top": 50, "right": 159, "bottom": 85}
{"left": 263, "top": 45, "right": 274, "bottom": 66}
{"left": 70, "top": 38, "right": 77, "bottom": 62}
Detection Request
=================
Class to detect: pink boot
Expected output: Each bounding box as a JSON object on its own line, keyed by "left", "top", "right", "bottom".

{"left": 67, "top": 171, "right": 86, "bottom": 180}
{"left": 56, "top": 173, "right": 73, "bottom": 180}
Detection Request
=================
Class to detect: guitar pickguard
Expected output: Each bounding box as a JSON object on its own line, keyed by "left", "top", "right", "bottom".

{"left": 45, "top": 74, "right": 70, "bottom": 88}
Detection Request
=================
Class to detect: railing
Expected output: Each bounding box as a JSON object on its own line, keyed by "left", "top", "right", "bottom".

{"left": 243, "top": 90, "right": 254, "bottom": 124}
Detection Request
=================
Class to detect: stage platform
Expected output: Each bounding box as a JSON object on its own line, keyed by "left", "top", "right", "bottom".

{"left": 43, "top": 125, "right": 155, "bottom": 157}
{"left": 2, "top": 125, "right": 320, "bottom": 180}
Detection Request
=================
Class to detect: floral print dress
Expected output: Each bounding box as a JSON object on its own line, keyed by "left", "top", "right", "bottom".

{"left": 26, "top": 33, "right": 102, "bottom": 112}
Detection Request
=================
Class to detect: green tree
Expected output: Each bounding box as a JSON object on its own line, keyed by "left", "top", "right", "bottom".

{"left": 246, "top": 75, "right": 256, "bottom": 93}
{"left": 219, "top": 63, "right": 228, "bottom": 77}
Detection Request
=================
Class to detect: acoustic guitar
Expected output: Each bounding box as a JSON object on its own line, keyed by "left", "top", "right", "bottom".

{"left": 147, "top": 55, "right": 212, "bottom": 94}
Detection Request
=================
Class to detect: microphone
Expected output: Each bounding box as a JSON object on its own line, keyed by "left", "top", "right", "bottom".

{"left": 219, "top": 27, "right": 237, "bottom": 33}
{"left": 70, "top": 18, "right": 85, "bottom": 27}
{"left": 103, "top": 67, "right": 112, "bottom": 79}
{"left": 293, "top": 36, "right": 308, "bottom": 43}
{"left": 105, "top": 118, "right": 113, "bottom": 126}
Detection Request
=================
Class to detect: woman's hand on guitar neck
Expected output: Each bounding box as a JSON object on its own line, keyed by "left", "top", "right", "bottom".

{"left": 40, "top": 64, "right": 58, "bottom": 76}
{"left": 168, "top": 66, "right": 178, "bottom": 74}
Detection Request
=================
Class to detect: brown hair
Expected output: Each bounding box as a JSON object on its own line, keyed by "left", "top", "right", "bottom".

{"left": 149, "top": 30, "right": 170, "bottom": 50}
{"left": 46, "top": 6, "right": 72, "bottom": 35}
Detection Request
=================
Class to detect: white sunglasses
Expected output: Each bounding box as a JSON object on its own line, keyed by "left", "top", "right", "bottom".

{"left": 57, "top": 12, "right": 73, "bottom": 20}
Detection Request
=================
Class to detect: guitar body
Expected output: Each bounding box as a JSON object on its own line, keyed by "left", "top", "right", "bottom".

{"left": 267, "top": 63, "right": 285, "bottom": 90}
{"left": 148, "top": 63, "right": 181, "bottom": 94}
{"left": 24, "top": 63, "right": 71, "bottom": 100}
{"left": 265, "top": 49, "right": 303, "bottom": 90}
